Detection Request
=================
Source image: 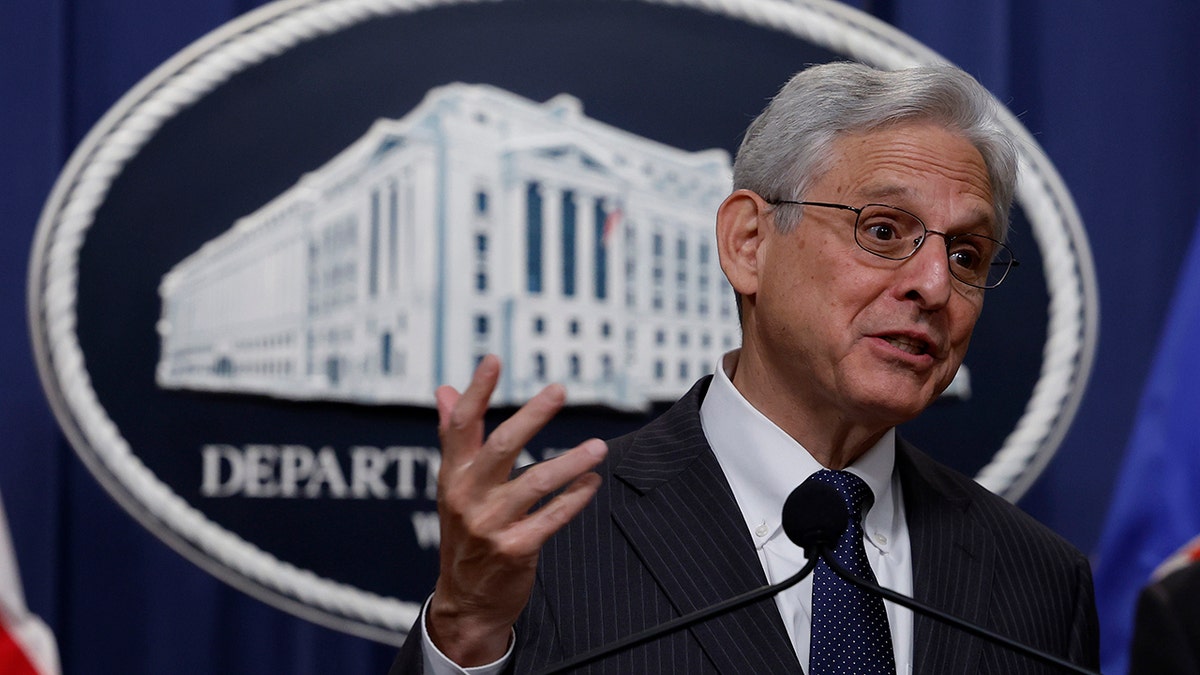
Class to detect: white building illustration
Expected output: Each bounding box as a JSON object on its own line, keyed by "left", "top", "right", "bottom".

{"left": 156, "top": 83, "right": 739, "bottom": 410}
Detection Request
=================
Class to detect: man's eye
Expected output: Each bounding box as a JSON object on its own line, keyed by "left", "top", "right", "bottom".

{"left": 863, "top": 223, "right": 898, "bottom": 241}
{"left": 949, "top": 248, "right": 983, "bottom": 271}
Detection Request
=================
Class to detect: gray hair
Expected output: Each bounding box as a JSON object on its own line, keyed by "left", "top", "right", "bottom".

{"left": 733, "top": 62, "right": 1019, "bottom": 240}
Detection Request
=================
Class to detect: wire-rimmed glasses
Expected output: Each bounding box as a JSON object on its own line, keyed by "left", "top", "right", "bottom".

{"left": 766, "top": 200, "right": 1018, "bottom": 289}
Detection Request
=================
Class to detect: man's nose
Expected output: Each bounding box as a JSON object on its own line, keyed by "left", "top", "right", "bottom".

{"left": 899, "top": 232, "right": 954, "bottom": 307}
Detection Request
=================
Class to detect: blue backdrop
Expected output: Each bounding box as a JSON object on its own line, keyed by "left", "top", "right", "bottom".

{"left": 2, "top": 1, "right": 1198, "bottom": 673}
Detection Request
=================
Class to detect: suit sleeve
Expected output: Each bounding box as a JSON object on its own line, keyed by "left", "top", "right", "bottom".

{"left": 387, "top": 598, "right": 514, "bottom": 675}
{"left": 388, "top": 623, "right": 426, "bottom": 675}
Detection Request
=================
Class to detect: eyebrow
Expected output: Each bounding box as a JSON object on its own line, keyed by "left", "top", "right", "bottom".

{"left": 860, "top": 185, "right": 912, "bottom": 201}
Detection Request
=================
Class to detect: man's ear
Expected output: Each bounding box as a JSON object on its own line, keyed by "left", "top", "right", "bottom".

{"left": 716, "top": 189, "right": 770, "bottom": 298}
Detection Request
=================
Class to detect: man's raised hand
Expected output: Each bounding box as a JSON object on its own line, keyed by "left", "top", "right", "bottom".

{"left": 426, "top": 354, "right": 608, "bottom": 666}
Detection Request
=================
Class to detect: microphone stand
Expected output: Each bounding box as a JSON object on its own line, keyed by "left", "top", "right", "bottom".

{"left": 819, "top": 552, "right": 1101, "bottom": 675}
{"left": 536, "top": 556, "right": 820, "bottom": 675}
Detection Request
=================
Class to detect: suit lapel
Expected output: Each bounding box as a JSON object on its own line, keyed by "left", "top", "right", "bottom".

{"left": 611, "top": 380, "right": 800, "bottom": 674}
{"left": 898, "top": 439, "right": 995, "bottom": 674}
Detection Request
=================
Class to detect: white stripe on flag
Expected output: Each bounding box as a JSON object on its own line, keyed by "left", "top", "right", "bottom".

{"left": 0, "top": 489, "right": 60, "bottom": 675}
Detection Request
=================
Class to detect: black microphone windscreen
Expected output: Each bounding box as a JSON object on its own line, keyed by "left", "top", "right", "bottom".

{"left": 782, "top": 479, "right": 848, "bottom": 555}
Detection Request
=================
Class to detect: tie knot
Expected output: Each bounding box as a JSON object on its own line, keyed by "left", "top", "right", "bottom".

{"left": 810, "top": 469, "right": 873, "bottom": 518}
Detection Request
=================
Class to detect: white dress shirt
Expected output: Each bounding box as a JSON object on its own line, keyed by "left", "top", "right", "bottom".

{"left": 701, "top": 350, "right": 914, "bottom": 673}
{"left": 423, "top": 350, "right": 914, "bottom": 673}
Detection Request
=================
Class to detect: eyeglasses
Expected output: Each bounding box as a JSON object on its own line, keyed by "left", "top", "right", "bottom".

{"left": 766, "top": 200, "right": 1019, "bottom": 289}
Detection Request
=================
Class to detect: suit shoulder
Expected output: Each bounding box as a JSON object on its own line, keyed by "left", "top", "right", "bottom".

{"left": 602, "top": 377, "right": 711, "bottom": 463}
{"left": 900, "top": 441, "right": 1085, "bottom": 560}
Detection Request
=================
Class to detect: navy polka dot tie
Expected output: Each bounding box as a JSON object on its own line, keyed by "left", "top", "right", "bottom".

{"left": 809, "top": 469, "right": 896, "bottom": 675}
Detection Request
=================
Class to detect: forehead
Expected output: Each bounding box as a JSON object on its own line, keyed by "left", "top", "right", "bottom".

{"left": 817, "top": 123, "right": 997, "bottom": 231}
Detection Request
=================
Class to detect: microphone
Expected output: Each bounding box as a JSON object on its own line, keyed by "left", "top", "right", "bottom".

{"left": 782, "top": 489, "right": 1101, "bottom": 675}
{"left": 535, "top": 483, "right": 844, "bottom": 675}
{"left": 782, "top": 478, "right": 847, "bottom": 558}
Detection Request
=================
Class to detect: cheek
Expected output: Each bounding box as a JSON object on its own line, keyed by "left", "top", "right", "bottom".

{"left": 947, "top": 301, "right": 983, "bottom": 351}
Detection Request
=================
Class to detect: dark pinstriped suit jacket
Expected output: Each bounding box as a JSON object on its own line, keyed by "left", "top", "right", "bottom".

{"left": 392, "top": 377, "right": 1100, "bottom": 674}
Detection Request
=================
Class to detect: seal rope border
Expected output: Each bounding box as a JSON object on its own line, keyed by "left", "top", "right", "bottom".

{"left": 28, "top": 0, "right": 1098, "bottom": 642}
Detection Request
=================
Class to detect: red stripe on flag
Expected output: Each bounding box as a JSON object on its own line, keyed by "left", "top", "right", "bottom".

{"left": 602, "top": 208, "right": 622, "bottom": 245}
{"left": 0, "top": 621, "right": 41, "bottom": 675}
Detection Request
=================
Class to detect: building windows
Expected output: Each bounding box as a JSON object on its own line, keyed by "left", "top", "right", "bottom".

{"left": 369, "top": 189, "right": 381, "bottom": 297}
{"left": 154, "top": 86, "right": 744, "bottom": 413}
{"left": 594, "top": 199, "right": 608, "bottom": 300}
{"left": 624, "top": 223, "right": 637, "bottom": 309}
{"left": 562, "top": 190, "right": 577, "bottom": 297}
{"left": 526, "top": 182, "right": 543, "bottom": 294}
{"left": 676, "top": 237, "right": 688, "bottom": 314}
{"left": 652, "top": 231, "right": 664, "bottom": 312}
{"left": 389, "top": 181, "right": 399, "bottom": 293}
{"left": 475, "top": 232, "right": 489, "bottom": 293}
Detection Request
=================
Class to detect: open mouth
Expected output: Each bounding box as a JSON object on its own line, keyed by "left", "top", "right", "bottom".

{"left": 881, "top": 335, "right": 931, "bottom": 356}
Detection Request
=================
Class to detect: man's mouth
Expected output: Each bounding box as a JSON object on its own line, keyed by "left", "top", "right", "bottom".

{"left": 881, "top": 335, "right": 931, "bottom": 356}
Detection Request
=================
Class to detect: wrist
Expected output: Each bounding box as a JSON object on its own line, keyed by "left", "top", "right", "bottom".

{"left": 427, "top": 593, "right": 514, "bottom": 667}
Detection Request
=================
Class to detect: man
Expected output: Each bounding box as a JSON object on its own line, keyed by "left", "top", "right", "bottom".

{"left": 391, "top": 61, "right": 1100, "bottom": 673}
{"left": 1128, "top": 539, "right": 1200, "bottom": 674}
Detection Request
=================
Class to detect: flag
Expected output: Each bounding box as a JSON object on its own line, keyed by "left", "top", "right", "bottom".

{"left": 602, "top": 206, "right": 622, "bottom": 246}
{"left": 1092, "top": 215, "right": 1200, "bottom": 675}
{"left": 0, "top": 490, "right": 59, "bottom": 675}
{"left": 1150, "top": 533, "right": 1200, "bottom": 582}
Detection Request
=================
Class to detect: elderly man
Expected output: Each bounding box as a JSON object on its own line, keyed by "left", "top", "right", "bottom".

{"left": 391, "top": 61, "right": 1100, "bottom": 674}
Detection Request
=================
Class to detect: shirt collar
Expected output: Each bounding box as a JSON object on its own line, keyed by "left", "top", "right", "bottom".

{"left": 699, "top": 350, "right": 898, "bottom": 551}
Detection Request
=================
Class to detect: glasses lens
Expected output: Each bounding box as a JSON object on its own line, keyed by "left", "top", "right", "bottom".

{"left": 983, "top": 239, "right": 1015, "bottom": 288}
{"left": 855, "top": 205, "right": 924, "bottom": 259}
{"left": 948, "top": 234, "right": 1013, "bottom": 288}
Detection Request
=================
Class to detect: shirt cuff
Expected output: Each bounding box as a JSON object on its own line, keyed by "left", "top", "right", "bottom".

{"left": 420, "top": 594, "right": 515, "bottom": 675}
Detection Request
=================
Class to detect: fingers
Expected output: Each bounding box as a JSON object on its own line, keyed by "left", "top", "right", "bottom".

{"left": 497, "top": 438, "right": 608, "bottom": 522}
{"left": 468, "top": 381, "right": 566, "bottom": 484}
{"left": 425, "top": 357, "right": 607, "bottom": 665}
{"left": 446, "top": 354, "right": 500, "bottom": 429}
{"left": 437, "top": 355, "right": 501, "bottom": 461}
{"left": 458, "top": 439, "right": 608, "bottom": 563}
{"left": 505, "top": 469, "right": 603, "bottom": 547}
{"left": 435, "top": 354, "right": 608, "bottom": 532}
{"left": 440, "top": 354, "right": 576, "bottom": 489}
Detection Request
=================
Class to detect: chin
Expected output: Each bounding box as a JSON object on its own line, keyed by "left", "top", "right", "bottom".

{"left": 852, "top": 383, "right": 938, "bottom": 425}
